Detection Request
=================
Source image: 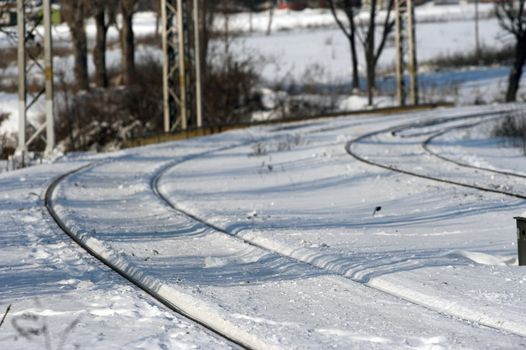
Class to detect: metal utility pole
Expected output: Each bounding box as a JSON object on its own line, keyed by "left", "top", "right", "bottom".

{"left": 193, "top": 0, "right": 202, "bottom": 128}
{"left": 475, "top": 0, "right": 480, "bottom": 59}
{"left": 16, "top": 0, "right": 55, "bottom": 162}
{"left": 394, "top": 0, "right": 418, "bottom": 106}
{"left": 395, "top": 0, "right": 406, "bottom": 106}
{"left": 162, "top": 0, "right": 202, "bottom": 133}
{"left": 407, "top": 0, "right": 418, "bottom": 105}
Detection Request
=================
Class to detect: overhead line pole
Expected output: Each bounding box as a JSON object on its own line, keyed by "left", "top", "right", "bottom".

{"left": 193, "top": 0, "right": 202, "bottom": 128}
{"left": 395, "top": 0, "right": 418, "bottom": 107}
{"left": 395, "top": 0, "right": 406, "bottom": 106}
{"left": 15, "top": 0, "right": 55, "bottom": 165}
{"left": 162, "top": 0, "right": 202, "bottom": 132}
{"left": 407, "top": 0, "right": 418, "bottom": 105}
{"left": 43, "top": 0, "right": 54, "bottom": 155}
{"left": 16, "top": 0, "right": 26, "bottom": 159}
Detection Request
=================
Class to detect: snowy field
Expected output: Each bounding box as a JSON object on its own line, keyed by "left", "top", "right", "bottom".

{"left": 1, "top": 104, "right": 526, "bottom": 348}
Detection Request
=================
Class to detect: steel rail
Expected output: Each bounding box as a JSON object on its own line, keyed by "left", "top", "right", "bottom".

{"left": 150, "top": 111, "right": 526, "bottom": 339}
{"left": 44, "top": 163, "right": 251, "bottom": 350}
{"left": 423, "top": 121, "right": 526, "bottom": 180}
{"left": 41, "top": 108, "right": 526, "bottom": 345}
{"left": 346, "top": 113, "right": 526, "bottom": 200}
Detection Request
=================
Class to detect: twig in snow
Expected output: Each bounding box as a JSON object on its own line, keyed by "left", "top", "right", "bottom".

{"left": 0, "top": 305, "right": 12, "bottom": 329}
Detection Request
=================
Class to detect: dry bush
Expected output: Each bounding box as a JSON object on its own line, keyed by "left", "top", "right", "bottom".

{"left": 492, "top": 111, "right": 526, "bottom": 154}
{"left": 204, "top": 52, "right": 261, "bottom": 125}
{"left": 56, "top": 56, "right": 163, "bottom": 152}
{"left": 425, "top": 45, "right": 515, "bottom": 70}
{"left": 0, "top": 111, "right": 14, "bottom": 159}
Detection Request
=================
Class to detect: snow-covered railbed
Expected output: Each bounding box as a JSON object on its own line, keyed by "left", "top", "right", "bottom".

{"left": 0, "top": 162, "right": 233, "bottom": 349}
{"left": 349, "top": 106, "right": 526, "bottom": 199}
{"left": 154, "top": 105, "right": 526, "bottom": 344}
{"left": 43, "top": 106, "right": 526, "bottom": 348}
{"left": 425, "top": 115, "right": 526, "bottom": 177}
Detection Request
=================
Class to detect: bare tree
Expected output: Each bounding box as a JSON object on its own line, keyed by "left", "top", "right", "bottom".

{"left": 496, "top": 0, "right": 526, "bottom": 102}
{"left": 88, "top": 0, "right": 118, "bottom": 88}
{"left": 119, "top": 0, "right": 138, "bottom": 85}
{"left": 360, "top": 0, "right": 395, "bottom": 105}
{"left": 328, "top": 0, "right": 360, "bottom": 91}
{"left": 266, "top": 0, "right": 277, "bottom": 36}
{"left": 327, "top": 0, "right": 394, "bottom": 104}
{"left": 61, "top": 0, "right": 90, "bottom": 91}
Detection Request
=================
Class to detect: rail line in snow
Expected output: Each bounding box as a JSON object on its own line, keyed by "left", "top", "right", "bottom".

{"left": 44, "top": 161, "right": 251, "bottom": 350}
{"left": 42, "top": 108, "right": 526, "bottom": 345}
{"left": 151, "top": 109, "right": 526, "bottom": 338}
{"left": 346, "top": 111, "right": 526, "bottom": 200}
{"left": 422, "top": 122, "right": 526, "bottom": 180}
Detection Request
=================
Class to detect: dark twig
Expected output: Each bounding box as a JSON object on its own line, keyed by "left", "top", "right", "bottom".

{"left": 0, "top": 305, "right": 12, "bottom": 329}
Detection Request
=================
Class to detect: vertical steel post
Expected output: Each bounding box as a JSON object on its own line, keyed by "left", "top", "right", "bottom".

{"left": 176, "top": 0, "right": 188, "bottom": 130}
{"left": 162, "top": 0, "right": 198, "bottom": 132}
{"left": 193, "top": 0, "right": 202, "bottom": 128}
{"left": 161, "top": 0, "right": 170, "bottom": 133}
{"left": 16, "top": 0, "right": 26, "bottom": 157}
{"left": 395, "top": 0, "right": 405, "bottom": 106}
{"left": 515, "top": 217, "right": 526, "bottom": 266}
{"left": 475, "top": 0, "right": 480, "bottom": 59}
{"left": 43, "top": 0, "right": 54, "bottom": 155}
{"left": 407, "top": 0, "right": 418, "bottom": 105}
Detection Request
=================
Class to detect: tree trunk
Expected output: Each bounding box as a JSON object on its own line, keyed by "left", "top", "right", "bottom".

{"left": 366, "top": 1, "right": 377, "bottom": 105}
{"left": 120, "top": 3, "right": 135, "bottom": 85}
{"left": 506, "top": 39, "right": 526, "bottom": 102}
{"left": 266, "top": 0, "right": 277, "bottom": 36}
{"left": 93, "top": 10, "right": 108, "bottom": 88}
{"left": 349, "top": 17, "right": 359, "bottom": 91}
{"left": 71, "top": 24, "right": 89, "bottom": 91}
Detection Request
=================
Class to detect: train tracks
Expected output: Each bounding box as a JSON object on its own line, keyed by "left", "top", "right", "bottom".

{"left": 42, "top": 106, "right": 526, "bottom": 347}
{"left": 346, "top": 109, "right": 526, "bottom": 200}
{"left": 44, "top": 159, "right": 252, "bottom": 349}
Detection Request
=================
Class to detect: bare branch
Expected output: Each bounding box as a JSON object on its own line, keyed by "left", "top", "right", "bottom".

{"left": 328, "top": 0, "right": 352, "bottom": 39}
{"left": 0, "top": 304, "right": 11, "bottom": 329}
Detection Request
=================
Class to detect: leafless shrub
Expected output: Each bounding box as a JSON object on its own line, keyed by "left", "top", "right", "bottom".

{"left": 424, "top": 45, "right": 515, "bottom": 71}
{"left": 249, "top": 134, "right": 303, "bottom": 157}
{"left": 204, "top": 45, "right": 262, "bottom": 125}
{"left": 492, "top": 111, "right": 526, "bottom": 155}
{"left": 56, "top": 56, "right": 163, "bottom": 152}
{"left": 10, "top": 309, "right": 81, "bottom": 350}
{"left": 0, "top": 112, "right": 14, "bottom": 160}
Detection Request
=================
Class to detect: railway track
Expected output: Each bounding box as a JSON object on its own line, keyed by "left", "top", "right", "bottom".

{"left": 42, "top": 106, "right": 526, "bottom": 347}
{"left": 346, "top": 110, "right": 526, "bottom": 200}
{"left": 44, "top": 160, "right": 251, "bottom": 350}
{"left": 151, "top": 108, "right": 526, "bottom": 338}
{"left": 423, "top": 121, "right": 526, "bottom": 180}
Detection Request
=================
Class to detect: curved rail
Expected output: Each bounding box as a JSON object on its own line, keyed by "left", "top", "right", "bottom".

{"left": 42, "top": 108, "right": 526, "bottom": 344}
{"left": 44, "top": 163, "right": 251, "bottom": 350}
{"left": 423, "top": 122, "right": 526, "bottom": 179}
{"left": 151, "top": 112, "right": 526, "bottom": 338}
{"left": 346, "top": 114, "right": 526, "bottom": 200}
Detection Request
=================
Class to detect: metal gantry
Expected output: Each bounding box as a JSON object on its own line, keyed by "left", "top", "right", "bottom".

{"left": 162, "top": 0, "right": 203, "bottom": 133}
{"left": 16, "top": 0, "right": 55, "bottom": 161}
{"left": 394, "top": 0, "right": 418, "bottom": 106}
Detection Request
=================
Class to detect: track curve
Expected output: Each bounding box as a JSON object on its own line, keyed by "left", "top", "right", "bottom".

{"left": 346, "top": 112, "right": 526, "bottom": 200}
{"left": 423, "top": 120, "right": 526, "bottom": 180}
{"left": 44, "top": 161, "right": 251, "bottom": 350}
{"left": 152, "top": 110, "right": 526, "bottom": 338}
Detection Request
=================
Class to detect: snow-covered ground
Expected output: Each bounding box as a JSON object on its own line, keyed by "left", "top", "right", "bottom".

{"left": 2, "top": 104, "right": 526, "bottom": 348}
